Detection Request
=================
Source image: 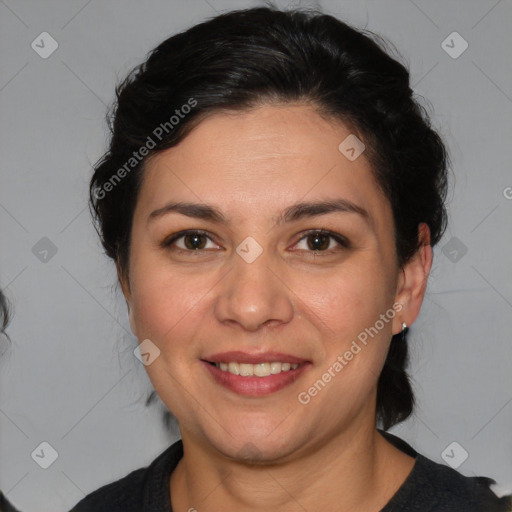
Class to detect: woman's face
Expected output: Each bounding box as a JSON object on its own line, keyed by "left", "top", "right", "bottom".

{"left": 122, "top": 104, "right": 426, "bottom": 462}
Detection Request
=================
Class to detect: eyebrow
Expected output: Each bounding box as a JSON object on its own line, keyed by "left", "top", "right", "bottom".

{"left": 148, "top": 198, "right": 370, "bottom": 228}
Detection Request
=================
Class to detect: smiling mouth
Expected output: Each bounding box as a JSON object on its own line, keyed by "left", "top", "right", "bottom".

{"left": 202, "top": 358, "right": 311, "bottom": 396}
{"left": 207, "top": 361, "right": 302, "bottom": 377}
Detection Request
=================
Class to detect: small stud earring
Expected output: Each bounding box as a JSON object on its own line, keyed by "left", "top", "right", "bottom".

{"left": 401, "top": 322, "right": 407, "bottom": 341}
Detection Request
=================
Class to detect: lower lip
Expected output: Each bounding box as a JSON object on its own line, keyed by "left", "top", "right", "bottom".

{"left": 201, "top": 361, "right": 311, "bottom": 396}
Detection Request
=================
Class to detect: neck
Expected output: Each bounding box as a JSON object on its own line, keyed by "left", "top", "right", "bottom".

{"left": 170, "top": 420, "right": 415, "bottom": 512}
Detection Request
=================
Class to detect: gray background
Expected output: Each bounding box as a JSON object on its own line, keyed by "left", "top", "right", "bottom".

{"left": 1, "top": 0, "right": 511, "bottom": 510}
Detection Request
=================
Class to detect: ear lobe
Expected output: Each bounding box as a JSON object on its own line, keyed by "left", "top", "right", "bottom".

{"left": 392, "top": 223, "right": 433, "bottom": 335}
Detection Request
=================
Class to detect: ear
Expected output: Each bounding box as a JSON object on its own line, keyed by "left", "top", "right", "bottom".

{"left": 117, "top": 261, "right": 137, "bottom": 337}
{"left": 392, "top": 223, "right": 432, "bottom": 335}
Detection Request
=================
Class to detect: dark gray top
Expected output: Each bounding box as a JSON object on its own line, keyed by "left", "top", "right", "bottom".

{"left": 69, "top": 430, "right": 512, "bottom": 512}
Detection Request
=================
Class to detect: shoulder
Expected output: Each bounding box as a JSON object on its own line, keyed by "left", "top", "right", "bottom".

{"left": 415, "top": 454, "right": 511, "bottom": 511}
{"left": 68, "top": 465, "right": 146, "bottom": 512}
{"left": 0, "top": 491, "right": 21, "bottom": 512}
{"left": 67, "top": 439, "right": 183, "bottom": 512}
{"left": 380, "top": 430, "right": 511, "bottom": 512}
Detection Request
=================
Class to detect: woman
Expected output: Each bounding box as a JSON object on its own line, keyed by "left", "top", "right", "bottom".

{"left": 69, "top": 6, "right": 511, "bottom": 512}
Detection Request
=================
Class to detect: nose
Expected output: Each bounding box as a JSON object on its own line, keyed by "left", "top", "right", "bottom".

{"left": 213, "top": 246, "right": 294, "bottom": 332}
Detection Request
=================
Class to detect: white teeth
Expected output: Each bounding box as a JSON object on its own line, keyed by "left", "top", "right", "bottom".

{"left": 228, "top": 362, "right": 240, "bottom": 375}
{"left": 215, "top": 361, "right": 300, "bottom": 377}
{"left": 270, "top": 362, "right": 282, "bottom": 374}
{"left": 252, "top": 362, "right": 269, "bottom": 377}
{"left": 239, "top": 363, "right": 254, "bottom": 376}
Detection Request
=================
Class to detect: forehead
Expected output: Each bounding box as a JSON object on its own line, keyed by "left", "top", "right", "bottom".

{"left": 138, "top": 104, "right": 390, "bottom": 225}
{"left": 153, "top": 104, "right": 362, "bottom": 170}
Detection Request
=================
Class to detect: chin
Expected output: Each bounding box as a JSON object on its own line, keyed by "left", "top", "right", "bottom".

{"left": 205, "top": 426, "right": 302, "bottom": 464}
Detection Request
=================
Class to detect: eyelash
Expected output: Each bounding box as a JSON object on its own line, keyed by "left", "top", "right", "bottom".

{"left": 160, "top": 229, "right": 350, "bottom": 257}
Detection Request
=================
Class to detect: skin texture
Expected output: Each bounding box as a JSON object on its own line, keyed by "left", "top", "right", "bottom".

{"left": 120, "top": 104, "right": 432, "bottom": 511}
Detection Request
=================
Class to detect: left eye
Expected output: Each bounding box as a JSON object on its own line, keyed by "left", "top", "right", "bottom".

{"left": 293, "top": 230, "right": 349, "bottom": 253}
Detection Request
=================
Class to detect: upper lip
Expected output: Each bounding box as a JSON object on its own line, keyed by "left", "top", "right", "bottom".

{"left": 203, "top": 351, "right": 309, "bottom": 364}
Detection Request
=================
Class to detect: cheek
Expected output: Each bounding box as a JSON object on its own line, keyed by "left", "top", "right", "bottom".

{"left": 296, "top": 258, "right": 394, "bottom": 336}
{"left": 293, "top": 258, "right": 396, "bottom": 390}
{"left": 129, "top": 272, "right": 204, "bottom": 404}
{"left": 129, "top": 266, "right": 208, "bottom": 352}
{"left": 301, "top": 278, "right": 394, "bottom": 410}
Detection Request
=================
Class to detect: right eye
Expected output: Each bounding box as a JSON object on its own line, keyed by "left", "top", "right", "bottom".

{"left": 161, "top": 230, "right": 221, "bottom": 253}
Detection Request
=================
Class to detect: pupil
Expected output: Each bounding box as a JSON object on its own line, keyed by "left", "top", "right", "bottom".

{"left": 185, "top": 233, "right": 205, "bottom": 250}
{"left": 309, "top": 233, "right": 328, "bottom": 251}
